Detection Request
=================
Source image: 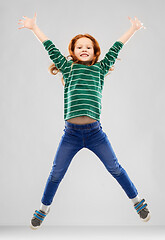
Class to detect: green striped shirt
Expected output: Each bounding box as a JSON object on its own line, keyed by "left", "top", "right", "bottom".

{"left": 42, "top": 39, "right": 124, "bottom": 121}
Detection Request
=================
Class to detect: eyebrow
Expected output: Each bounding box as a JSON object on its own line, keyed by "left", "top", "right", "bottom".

{"left": 76, "top": 44, "right": 93, "bottom": 47}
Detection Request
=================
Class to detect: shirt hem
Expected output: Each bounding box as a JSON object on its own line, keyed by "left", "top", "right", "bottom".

{"left": 64, "top": 113, "right": 100, "bottom": 121}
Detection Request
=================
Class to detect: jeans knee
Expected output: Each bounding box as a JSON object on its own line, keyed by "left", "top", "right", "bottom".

{"left": 110, "top": 168, "right": 122, "bottom": 177}
{"left": 108, "top": 164, "right": 124, "bottom": 177}
{"left": 49, "top": 174, "right": 63, "bottom": 183}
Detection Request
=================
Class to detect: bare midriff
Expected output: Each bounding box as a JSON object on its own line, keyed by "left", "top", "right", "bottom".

{"left": 66, "top": 116, "right": 97, "bottom": 125}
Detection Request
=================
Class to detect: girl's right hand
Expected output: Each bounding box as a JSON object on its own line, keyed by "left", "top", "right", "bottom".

{"left": 18, "top": 12, "right": 37, "bottom": 30}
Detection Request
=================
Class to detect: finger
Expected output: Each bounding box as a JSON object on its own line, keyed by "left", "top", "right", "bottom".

{"left": 18, "top": 26, "right": 24, "bottom": 29}
{"left": 128, "top": 16, "right": 133, "bottom": 23}
{"left": 33, "top": 12, "right": 37, "bottom": 20}
{"left": 135, "top": 16, "right": 140, "bottom": 22}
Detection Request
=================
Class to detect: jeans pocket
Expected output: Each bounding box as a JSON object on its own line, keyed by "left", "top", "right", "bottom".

{"left": 64, "top": 126, "right": 75, "bottom": 135}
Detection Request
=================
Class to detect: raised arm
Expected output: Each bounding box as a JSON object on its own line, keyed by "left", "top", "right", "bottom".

{"left": 99, "top": 16, "right": 146, "bottom": 75}
{"left": 18, "top": 12, "right": 68, "bottom": 73}
{"left": 117, "top": 16, "right": 146, "bottom": 44}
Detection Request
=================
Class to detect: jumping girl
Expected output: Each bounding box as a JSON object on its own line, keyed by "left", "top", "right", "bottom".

{"left": 18, "top": 13, "right": 151, "bottom": 229}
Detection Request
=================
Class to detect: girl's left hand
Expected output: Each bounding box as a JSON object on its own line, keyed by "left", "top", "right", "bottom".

{"left": 128, "top": 16, "right": 146, "bottom": 31}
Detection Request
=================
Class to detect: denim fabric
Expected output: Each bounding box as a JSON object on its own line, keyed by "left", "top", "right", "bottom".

{"left": 41, "top": 120, "right": 138, "bottom": 205}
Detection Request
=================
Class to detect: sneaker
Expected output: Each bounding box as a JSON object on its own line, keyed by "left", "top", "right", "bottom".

{"left": 134, "top": 198, "right": 151, "bottom": 222}
{"left": 30, "top": 207, "right": 50, "bottom": 230}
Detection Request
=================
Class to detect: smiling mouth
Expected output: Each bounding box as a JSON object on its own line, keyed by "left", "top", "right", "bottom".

{"left": 80, "top": 54, "right": 89, "bottom": 57}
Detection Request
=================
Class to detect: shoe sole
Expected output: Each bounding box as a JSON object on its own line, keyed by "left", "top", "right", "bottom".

{"left": 30, "top": 223, "right": 41, "bottom": 230}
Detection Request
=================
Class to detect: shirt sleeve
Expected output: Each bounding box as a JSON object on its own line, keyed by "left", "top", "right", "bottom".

{"left": 42, "top": 39, "right": 68, "bottom": 74}
{"left": 99, "top": 41, "right": 124, "bottom": 75}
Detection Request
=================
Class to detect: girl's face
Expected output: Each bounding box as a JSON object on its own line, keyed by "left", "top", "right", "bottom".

{"left": 74, "top": 37, "right": 94, "bottom": 64}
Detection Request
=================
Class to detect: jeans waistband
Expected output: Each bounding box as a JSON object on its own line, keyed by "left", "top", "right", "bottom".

{"left": 65, "top": 120, "right": 101, "bottom": 130}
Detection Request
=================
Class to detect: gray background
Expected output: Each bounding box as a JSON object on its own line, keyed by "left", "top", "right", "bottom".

{"left": 1, "top": 0, "right": 165, "bottom": 227}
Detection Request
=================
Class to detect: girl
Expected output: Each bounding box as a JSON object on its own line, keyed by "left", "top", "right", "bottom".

{"left": 18, "top": 13, "right": 150, "bottom": 229}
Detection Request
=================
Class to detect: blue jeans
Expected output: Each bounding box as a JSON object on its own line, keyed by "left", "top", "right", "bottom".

{"left": 41, "top": 120, "right": 138, "bottom": 205}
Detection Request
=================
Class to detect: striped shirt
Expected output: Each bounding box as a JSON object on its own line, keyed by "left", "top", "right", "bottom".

{"left": 42, "top": 39, "right": 124, "bottom": 121}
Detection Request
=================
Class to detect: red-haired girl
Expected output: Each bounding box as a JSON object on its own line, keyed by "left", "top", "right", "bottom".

{"left": 18, "top": 13, "right": 150, "bottom": 229}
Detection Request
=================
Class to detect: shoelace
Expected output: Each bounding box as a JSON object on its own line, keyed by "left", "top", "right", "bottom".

{"left": 34, "top": 210, "right": 46, "bottom": 221}
{"left": 134, "top": 199, "right": 147, "bottom": 214}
